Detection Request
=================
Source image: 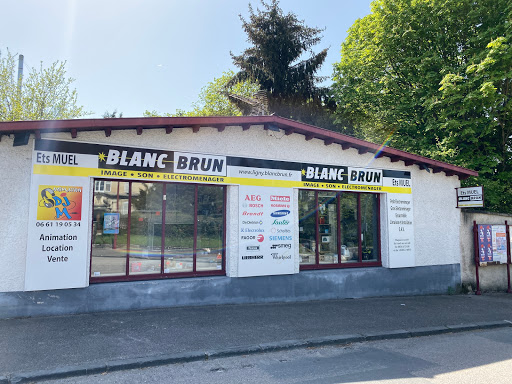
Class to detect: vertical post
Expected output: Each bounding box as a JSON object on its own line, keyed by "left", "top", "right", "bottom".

{"left": 17, "top": 54, "right": 24, "bottom": 92}
{"left": 506, "top": 220, "right": 511, "bottom": 293}
{"left": 473, "top": 221, "right": 482, "bottom": 295}
{"left": 114, "top": 181, "right": 119, "bottom": 249}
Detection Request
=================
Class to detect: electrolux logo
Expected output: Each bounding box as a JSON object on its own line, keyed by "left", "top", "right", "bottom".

{"left": 270, "top": 209, "right": 290, "bottom": 218}
{"left": 241, "top": 228, "right": 264, "bottom": 233}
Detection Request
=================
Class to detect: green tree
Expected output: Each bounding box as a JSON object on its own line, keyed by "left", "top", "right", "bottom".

{"left": 229, "top": 0, "right": 335, "bottom": 125}
{"left": 144, "top": 70, "right": 259, "bottom": 117}
{"left": 0, "top": 50, "right": 87, "bottom": 121}
{"left": 332, "top": 0, "right": 512, "bottom": 212}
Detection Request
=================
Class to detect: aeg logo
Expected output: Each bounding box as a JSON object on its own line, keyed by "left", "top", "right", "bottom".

{"left": 245, "top": 195, "right": 261, "bottom": 201}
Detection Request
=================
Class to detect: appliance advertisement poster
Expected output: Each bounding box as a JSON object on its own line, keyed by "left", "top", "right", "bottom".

{"left": 238, "top": 186, "right": 295, "bottom": 277}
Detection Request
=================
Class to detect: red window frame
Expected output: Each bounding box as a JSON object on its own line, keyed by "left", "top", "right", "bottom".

{"left": 90, "top": 179, "right": 226, "bottom": 283}
{"left": 299, "top": 189, "right": 382, "bottom": 270}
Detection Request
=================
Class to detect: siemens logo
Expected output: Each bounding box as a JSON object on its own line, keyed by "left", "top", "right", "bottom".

{"left": 269, "top": 236, "right": 292, "bottom": 241}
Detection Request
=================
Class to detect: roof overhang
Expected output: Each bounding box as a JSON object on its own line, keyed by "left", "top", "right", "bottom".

{"left": 0, "top": 115, "right": 478, "bottom": 180}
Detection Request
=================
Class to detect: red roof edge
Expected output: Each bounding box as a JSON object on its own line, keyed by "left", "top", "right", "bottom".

{"left": 0, "top": 115, "right": 478, "bottom": 179}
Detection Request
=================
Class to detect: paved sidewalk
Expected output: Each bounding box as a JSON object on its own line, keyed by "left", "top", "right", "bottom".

{"left": 1, "top": 293, "right": 512, "bottom": 383}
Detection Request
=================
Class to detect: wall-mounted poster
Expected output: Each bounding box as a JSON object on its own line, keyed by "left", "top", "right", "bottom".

{"left": 238, "top": 186, "right": 295, "bottom": 277}
{"left": 103, "top": 213, "right": 120, "bottom": 234}
{"left": 477, "top": 224, "right": 506, "bottom": 263}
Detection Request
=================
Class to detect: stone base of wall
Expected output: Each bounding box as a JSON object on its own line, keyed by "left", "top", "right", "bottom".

{"left": 0, "top": 264, "right": 460, "bottom": 319}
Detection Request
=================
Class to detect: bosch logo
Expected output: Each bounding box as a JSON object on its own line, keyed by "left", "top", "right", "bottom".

{"left": 270, "top": 209, "right": 290, "bottom": 218}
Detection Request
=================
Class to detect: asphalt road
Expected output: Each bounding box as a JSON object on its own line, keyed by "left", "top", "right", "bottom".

{"left": 37, "top": 327, "right": 512, "bottom": 384}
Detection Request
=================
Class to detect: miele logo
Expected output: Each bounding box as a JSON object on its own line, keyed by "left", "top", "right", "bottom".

{"left": 270, "top": 195, "right": 290, "bottom": 202}
{"left": 174, "top": 152, "right": 226, "bottom": 176}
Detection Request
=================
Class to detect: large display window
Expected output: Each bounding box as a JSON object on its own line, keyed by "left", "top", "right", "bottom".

{"left": 299, "top": 190, "right": 381, "bottom": 269}
{"left": 90, "top": 179, "right": 225, "bottom": 282}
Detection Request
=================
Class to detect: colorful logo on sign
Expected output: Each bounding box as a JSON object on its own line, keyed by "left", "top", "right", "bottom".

{"left": 37, "top": 186, "right": 82, "bottom": 220}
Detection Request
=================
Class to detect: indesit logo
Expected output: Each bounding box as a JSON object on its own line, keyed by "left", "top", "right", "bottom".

{"left": 270, "top": 210, "right": 290, "bottom": 218}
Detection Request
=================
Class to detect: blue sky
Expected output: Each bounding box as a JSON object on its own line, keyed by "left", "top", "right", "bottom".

{"left": 1, "top": 0, "right": 373, "bottom": 118}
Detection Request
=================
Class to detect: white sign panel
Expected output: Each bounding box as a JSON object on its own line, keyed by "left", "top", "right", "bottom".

{"left": 385, "top": 175, "right": 415, "bottom": 268}
{"left": 457, "top": 186, "right": 483, "bottom": 208}
{"left": 238, "top": 186, "right": 295, "bottom": 277}
{"left": 25, "top": 174, "right": 90, "bottom": 291}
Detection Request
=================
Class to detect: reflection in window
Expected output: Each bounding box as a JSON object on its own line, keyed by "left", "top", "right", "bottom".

{"left": 299, "top": 190, "right": 316, "bottom": 265}
{"left": 339, "top": 193, "right": 358, "bottom": 263}
{"left": 91, "top": 181, "right": 129, "bottom": 277}
{"left": 318, "top": 192, "right": 338, "bottom": 264}
{"left": 196, "top": 186, "right": 224, "bottom": 271}
{"left": 91, "top": 180, "right": 225, "bottom": 281}
{"left": 164, "top": 183, "right": 194, "bottom": 273}
{"left": 129, "top": 183, "right": 163, "bottom": 275}
{"left": 361, "top": 193, "right": 379, "bottom": 262}
{"left": 299, "top": 190, "right": 380, "bottom": 268}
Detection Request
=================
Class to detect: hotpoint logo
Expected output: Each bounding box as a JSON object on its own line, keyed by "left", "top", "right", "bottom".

{"left": 270, "top": 209, "right": 290, "bottom": 218}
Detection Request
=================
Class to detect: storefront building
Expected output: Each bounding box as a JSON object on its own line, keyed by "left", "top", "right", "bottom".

{"left": 0, "top": 116, "right": 477, "bottom": 318}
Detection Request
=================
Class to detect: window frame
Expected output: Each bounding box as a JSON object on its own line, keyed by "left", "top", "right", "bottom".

{"left": 299, "top": 189, "right": 382, "bottom": 270}
{"left": 90, "top": 178, "right": 226, "bottom": 283}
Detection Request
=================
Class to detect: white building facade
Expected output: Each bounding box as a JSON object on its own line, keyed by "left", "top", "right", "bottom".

{"left": 0, "top": 116, "right": 477, "bottom": 318}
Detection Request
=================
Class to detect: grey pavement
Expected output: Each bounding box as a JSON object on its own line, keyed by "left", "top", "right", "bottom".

{"left": 1, "top": 293, "right": 512, "bottom": 383}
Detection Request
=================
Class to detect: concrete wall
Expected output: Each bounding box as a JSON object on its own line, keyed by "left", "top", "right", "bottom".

{"left": 0, "top": 125, "right": 462, "bottom": 298}
{"left": 0, "top": 263, "right": 460, "bottom": 319}
{"left": 460, "top": 210, "right": 512, "bottom": 291}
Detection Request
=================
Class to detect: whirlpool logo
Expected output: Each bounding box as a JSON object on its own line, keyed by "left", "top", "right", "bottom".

{"left": 270, "top": 209, "right": 290, "bottom": 218}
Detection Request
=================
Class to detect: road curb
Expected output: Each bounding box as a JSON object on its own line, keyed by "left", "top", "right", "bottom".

{"left": 6, "top": 320, "right": 512, "bottom": 383}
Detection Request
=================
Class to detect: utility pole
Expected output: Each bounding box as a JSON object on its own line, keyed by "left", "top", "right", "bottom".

{"left": 17, "top": 54, "right": 24, "bottom": 92}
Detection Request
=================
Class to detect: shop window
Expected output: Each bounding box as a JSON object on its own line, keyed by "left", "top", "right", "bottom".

{"left": 90, "top": 179, "right": 225, "bottom": 282}
{"left": 299, "top": 190, "right": 381, "bottom": 269}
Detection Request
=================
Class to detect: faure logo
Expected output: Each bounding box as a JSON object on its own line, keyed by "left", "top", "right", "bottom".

{"left": 257, "top": 234, "right": 264, "bottom": 242}
{"left": 270, "top": 209, "right": 290, "bottom": 218}
{"left": 245, "top": 195, "right": 261, "bottom": 201}
{"left": 272, "top": 219, "right": 289, "bottom": 225}
{"left": 270, "top": 195, "right": 290, "bottom": 202}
